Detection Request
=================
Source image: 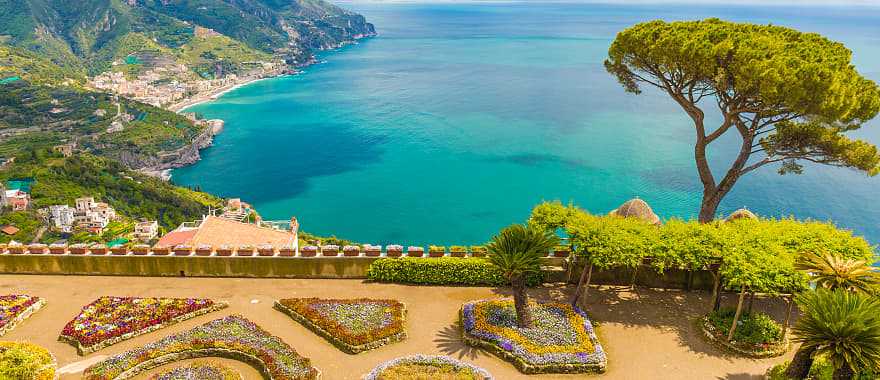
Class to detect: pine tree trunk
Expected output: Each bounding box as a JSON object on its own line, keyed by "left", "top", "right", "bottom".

{"left": 512, "top": 275, "right": 533, "bottom": 328}
{"left": 832, "top": 363, "right": 855, "bottom": 380}
{"left": 571, "top": 262, "right": 593, "bottom": 307}
{"left": 727, "top": 285, "right": 747, "bottom": 342}
{"left": 785, "top": 346, "right": 816, "bottom": 379}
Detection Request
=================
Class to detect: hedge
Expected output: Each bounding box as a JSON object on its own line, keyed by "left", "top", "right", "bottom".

{"left": 367, "top": 257, "right": 542, "bottom": 286}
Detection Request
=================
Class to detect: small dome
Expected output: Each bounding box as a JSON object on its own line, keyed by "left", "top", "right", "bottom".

{"left": 609, "top": 198, "right": 661, "bottom": 225}
{"left": 725, "top": 208, "right": 757, "bottom": 222}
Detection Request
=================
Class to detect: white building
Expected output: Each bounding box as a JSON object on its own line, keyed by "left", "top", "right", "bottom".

{"left": 74, "top": 197, "right": 117, "bottom": 232}
{"left": 134, "top": 221, "right": 159, "bottom": 241}
{"left": 49, "top": 205, "right": 76, "bottom": 232}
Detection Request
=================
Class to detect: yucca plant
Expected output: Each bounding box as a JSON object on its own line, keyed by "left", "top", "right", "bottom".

{"left": 486, "top": 224, "right": 559, "bottom": 328}
{"left": 795, "top": 251, "right": 879, "bottom": 294}
{"left": 786, "top": 289, "right": 880, "bottom": 379}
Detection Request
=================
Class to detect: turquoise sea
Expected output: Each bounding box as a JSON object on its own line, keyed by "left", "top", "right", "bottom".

{"left": 173, "top": 2, "right": 880, "bottom": 246}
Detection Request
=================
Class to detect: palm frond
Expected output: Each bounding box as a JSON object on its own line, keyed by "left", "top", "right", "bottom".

{"left": 486, "top": 224, "right": 560, "bottom": 278}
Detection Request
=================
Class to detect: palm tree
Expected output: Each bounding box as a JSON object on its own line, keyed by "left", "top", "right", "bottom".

{"left": 795, "top": 251, "right": 879, "bottom": 294}
{"left": 785, "top": 289, "right": 880, "bottom": 380}
{"left": 487, "top": 223, "right": 560, "bottom": 328}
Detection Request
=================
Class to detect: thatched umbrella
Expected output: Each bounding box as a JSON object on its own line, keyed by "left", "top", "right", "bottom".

{"left": 725, "top": 208, "right": 757, "bottom": 222}
{"left": 609, "top": 198, "right": 661, "bottom": 225}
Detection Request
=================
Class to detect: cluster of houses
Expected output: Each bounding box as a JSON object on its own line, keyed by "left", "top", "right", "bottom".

{"left": 46, "top": 197, "right": 117, "bottom": 234}
{"left": 90, "top": 59, "right": 283, "bottom": 108}
{"left": 1, "top": 182, "right": 31, "bottom": 211}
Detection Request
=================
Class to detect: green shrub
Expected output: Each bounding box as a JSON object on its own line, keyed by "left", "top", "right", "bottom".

{"left": 708, "top": 308, "right": 782, "bottom": 345}
{"left": 0, "top": 341, "right": 56, "bottom": 380}
{"left": 768, "top": 356, "right": 877, "bottom": 380}
{"left": 367, "top": 257, "right": 542, "bottom": 286}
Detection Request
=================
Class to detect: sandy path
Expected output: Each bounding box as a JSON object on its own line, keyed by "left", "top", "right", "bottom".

{"left": 0, "top": 275, "right": 791, "bottom": 379}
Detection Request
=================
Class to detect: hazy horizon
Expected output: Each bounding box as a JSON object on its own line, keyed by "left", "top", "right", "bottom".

{"left": 338, "top": 0, "right": 879, "bottom": 7}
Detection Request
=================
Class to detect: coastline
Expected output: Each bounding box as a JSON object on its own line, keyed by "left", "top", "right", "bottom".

{"left": 168, "top": 74, "right": 292, "bottom": 113}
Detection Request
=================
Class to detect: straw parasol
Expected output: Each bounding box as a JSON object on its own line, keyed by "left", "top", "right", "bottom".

{"left": 725, "top": 208, "right": 758, "bottom": 222}
{"left": 609, "top": 198, "right": 661, "bottom": 225}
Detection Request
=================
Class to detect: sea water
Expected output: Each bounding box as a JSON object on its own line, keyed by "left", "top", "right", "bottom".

{"left": 173, "top": 2, "right": 880, "bottom": 246}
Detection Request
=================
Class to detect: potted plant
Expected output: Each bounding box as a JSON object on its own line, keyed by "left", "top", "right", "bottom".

{"left": 429, "top": 245, "right": 446, "bottom": 257}
{"left": 215, "top": 245, "right": 233, "bottom": 257}
{"left": 322, "top": 245, "right": 339, "bottom": 257}
{"left": 132, "top": 244, "right": 151, "bottom": 256}
{"left": 470, "top": 245, "right": 487, "bottom": 257}
{"left": 151, "top": 245, "right": 170, "bottom": 256}
{"left": 301, "top": 245, "right": 318, "bottom": 257}
{"left": 69, "top": 244, "right": 89, "bottom": 255}
{"left": 27, "top": 244, "right": 47, "bottom": 255}
{"left": 343, "top": 245, "right": 361, "bottom": 257}
{"left": 236, "top": 245, "right": 254, "bottom": 257}
{"left": 172, "top": 245, "right": 192, "bottom": 256}
{"left": 278, "top": 246, "right": 296, "bottom": 257}
{"left": 0, "top": 244, "right": 6, "bottom": 254}
{"left": 258, "top": 244, "right": 276, "bottom": 257}
{"left": 49, "top": 244, "right": 67, "bottom": 255}
{"left": 553, "top": 245, "right": 571, "bottom": 258}
{"left": 364, "top": 244, "right": 382, "bottom": 257}
{"left": 7, "top": 243, "right": 25, "bottom": 255}
{"left": 407, "top": 246, "right": 424, "bottom": 257}
{"left": 110, "top": 245, "right": 128, "bottom": 255}
{"left": 90, "top": 244, "right": 108, "bottom": 255}
{"left": 450, "top": 245, "right": 467, "bottom": 257}
{"left": 195, "top": 244, "right": 213, "bottom": 256}
{"left": 386, "top": 245, "right": 403, "bottom": 257}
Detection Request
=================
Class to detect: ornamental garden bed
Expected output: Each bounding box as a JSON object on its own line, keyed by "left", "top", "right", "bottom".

{"left": 699, "top": 308, "right": 788, "bottom": 358}
{"left": 0, "top": 341, "right": 57, "bottom": 380}
{"left": 0, "top": 295, "right": 45, "bottom": 336}
{"left": 60, "top": 296, "right": 228, "bottom": 355}
{"left": 364, "top": 355, "right": 493, "bottom": 380}
{"left": 275, "top": 298, "right": 406, "bottom": 354}
{"left": 83, "top": 315, "right": 319, "bottom": 380}
{"left": 461, "top": 299, "right": 606, "bottom": 374}
{"left": 149, "top": 361, "right": 242, "bottom": 380}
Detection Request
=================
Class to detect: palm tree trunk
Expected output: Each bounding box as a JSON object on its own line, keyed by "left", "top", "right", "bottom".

{"left": 785, "top": 346, "right": 816, "bottom": 379}
{"left": 727, "top": 285, "right": 747, "bottom": 342}
{"left": 512, "top": 275, "right": 533, "bottom": 328}
{"left": 832, "top": 363, "right": 855, "bottom": 380}
{"left": 571, "top": 261, "right": 593, "bottom": 307}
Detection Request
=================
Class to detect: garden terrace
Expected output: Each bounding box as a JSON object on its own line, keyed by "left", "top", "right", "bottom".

{"left": 0, "top": 294, "right": 44, "bottom": 336}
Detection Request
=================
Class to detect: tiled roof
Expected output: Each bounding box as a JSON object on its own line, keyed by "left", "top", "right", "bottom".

{"left": 156, "top": 229, "right": 198, "bottom": 247}
{"left": 190, "top": 216, "right": 296, "bottom": 249}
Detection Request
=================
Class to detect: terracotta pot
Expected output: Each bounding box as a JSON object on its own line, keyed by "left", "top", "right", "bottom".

{"left": 90, "top": 246, "right": 108, "bottom": 255}
{"left": 258, "top": 247, "right": 275, "bottom": 257}
{"left": 49, "top": 245, "right": 67, "bottom": 255}
{"left": 195, "top": 246, "right": 213, "bottom": 256}
{"left": 110, "top": 247, "right": 128, "bottom": 256}
{"left": 236, "top": 247, "right": 254, "bottom": 257}
{"left": 27, "top": 245, "right": 47, "bottom": 254}
{"left": 343, "top": 247, "right": 360, "bottom": 257}
{"left": 300, "top": 249, "right": 317, "bottom": 257}
{"left": 450, "top": 251, "right": 467, "bottom": 258}
{"left": 471, "top": 251, "right": 486, "bottom": 258}
{"left": 365, "top": 248, "right": 381, "bottom": 257}
{"left": 132, "top": 246, "right": 150, "bottom": 255}
{"left": 8, "top": 245, "right": 25, "bottom": 255}
{"left": 429, "top": 250, "right": 446, "bottom": 258}
{"left": 278, "top": 248, "right": 296, "bottom": 257}
{"left": 407, "top": 247, "right": 424, "bottom": 257}
{"left": 173, "top": 246, "right": 192, "bottom": 256}
{"left": 215, "top": 247, "right": 233, "bottom": 257}
{"left": 152, "top": 246, "right": 170, "bottom": 256}
{"left": 322, "top": 249, "right": 338, "bottom": 257}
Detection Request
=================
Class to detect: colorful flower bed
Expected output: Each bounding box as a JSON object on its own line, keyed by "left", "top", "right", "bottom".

{"left": 0, "top": 341, "right": 56, "bottom": 380}
{"left": 84, "top": 315, "right": 319, "bottom": 380}
{"left": 364, "top": 355, "right": 493, "bottom": 380}
{"left": 60, "top": 296, "right": 228, "bottom": 355}
{"left": 0, "top": 295, "right": 45, "bottom": 337}
{"left": 461, "top": 299, "right": 606, "bottom": 374}
{"left": 150, "top": 361, "right": 242, "bottom": 380}
{"left": 275, "top": 298, "right": 406, "bottom": 354}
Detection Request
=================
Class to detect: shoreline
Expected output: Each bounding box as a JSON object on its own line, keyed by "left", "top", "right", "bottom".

{"left": 167, "top": 74, "right": 292, "bottom": 113}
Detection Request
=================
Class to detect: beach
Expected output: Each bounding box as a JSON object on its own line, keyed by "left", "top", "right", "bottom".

{"left": 168, "top": 74, "right": 288, "bottom": 113}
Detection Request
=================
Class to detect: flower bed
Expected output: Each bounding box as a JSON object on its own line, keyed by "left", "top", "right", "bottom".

{"left": 364, "top": 355, "right": 493, "bottom": 380}
{"left": 275, "top": 298, "right": 406, "bottom": 354}
{"left": 699, "top": 308, "right": 788, "bottom": 358}
{"left": 0, "top": 341, "right": 56, "bottom": 380}
{"left": 60, "top": 296, "right": 228, "bottom": 355}
{"left": 150, "top": 361, "right": 242, "bottom": 380}
{"left": 0, "top": 295, "right": 45, "bottom": 337}
{"left": 461, "top": 299, "right": 606, "bottom": 374}
{"left": 83, "top": 315, "right": 319, "bottom": 380}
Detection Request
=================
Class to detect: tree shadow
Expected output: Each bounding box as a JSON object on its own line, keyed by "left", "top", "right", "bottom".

{"left": 488, "top": 283, "right": 795, "bottom": 360}
{"left": 717, "top": 373, "right": 765, "bottom": 380}
{"left": 433, "top": 322, "right": 481, "bottom": 361}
